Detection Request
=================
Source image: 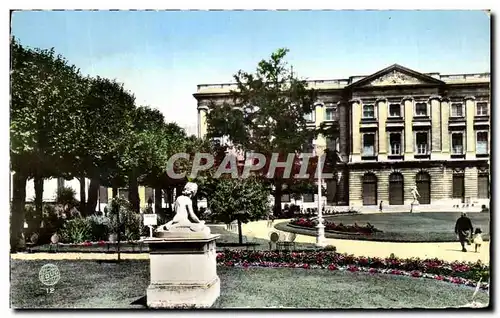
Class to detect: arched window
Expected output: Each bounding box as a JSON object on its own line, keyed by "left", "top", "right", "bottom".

{"left": 362, "top": 173, "right": 378, "bottom": 206}
{"left": 416, "top": 172, "right": 431, "bottom": 204}
{"left": 389, "top": 172, "right": 404, "bottom": 205}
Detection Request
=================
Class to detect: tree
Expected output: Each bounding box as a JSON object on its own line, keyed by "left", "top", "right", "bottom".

{"left": 10, "top": 38, "right": 86, "bottom": 251}
{"left": 207, "top": 177, "right": 270, "bottom": 244}
{"left": 206, "top": 48, "right": 318, "bottom": 215}
{"left": 77, "top": 76, "right": 136, "bottom": 215}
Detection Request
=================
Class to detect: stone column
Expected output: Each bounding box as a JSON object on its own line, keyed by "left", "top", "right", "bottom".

{"left": 465, "top": 96, "right": 476, "bottom": 160}
{"left": 197, "top": 103, "right": 209, "bottom": 138}
{"left": 350, "top": 99, "right": 361, "bottom": 162}
{"left": 403, "top": 97, "right": 414, "bottom": 159}
{"left": 314, "top": 102, "right": 326, "bottom": 147}
{"left": 441, "top": 98, "right": 450, "bottom": 158}
{"left": 430, "top": 95, "right": 443, "bottom": 159}
{"left": 377, "top": 98, "right": 388, "bottom": 161}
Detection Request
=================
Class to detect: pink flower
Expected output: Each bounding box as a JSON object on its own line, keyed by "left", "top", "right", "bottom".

{"left": 411, "top": 271, "right": 422, "bottom": 278}
{"left": 328, "top": 264, "right": 337, "bottom": 271}
{"left": 348, "top": 265, "right": 359, "bottom": 272}
{"left": 302, "top": 264, "right": 310, "bottom": 269}
{"left": 242, "top": 261, "right": 249, "bottom": 268}
{"left": 434, "top": 275, "right": 443, "bottom": 281}
{"left": 225, "top": 261, "right": 234, "bottom": 266}
{"left": 369, "top": 268, "right": 377, "bottom": 274}
{"left": 98, "top": 240, "right": 105, "bottom": 246}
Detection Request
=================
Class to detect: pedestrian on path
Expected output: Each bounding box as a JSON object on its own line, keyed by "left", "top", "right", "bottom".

{"left": 379, "top": 201, "right": 383, "bottom": 213}
{"left": 473, "top": 228, "right": 483, "bottom": 253}
{"left": 455, "top": 212, "right": 474, "bottom": 252}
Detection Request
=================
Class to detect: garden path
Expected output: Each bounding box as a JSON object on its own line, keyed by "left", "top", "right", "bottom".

{"left": 237, "top": 220, "right": 490, "bottom": 264}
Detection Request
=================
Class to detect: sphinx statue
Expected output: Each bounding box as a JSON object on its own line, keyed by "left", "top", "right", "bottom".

{"left": 156, "top": 182, "right": 210, "bottom": 235}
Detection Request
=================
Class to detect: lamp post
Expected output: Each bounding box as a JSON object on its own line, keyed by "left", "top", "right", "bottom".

{"left": 313, "top": 140, "right": 326, "bottom": 247}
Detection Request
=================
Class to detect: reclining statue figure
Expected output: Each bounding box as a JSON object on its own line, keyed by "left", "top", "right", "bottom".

{"left": 156, "top": 182, "right": 208, "bottom": 233}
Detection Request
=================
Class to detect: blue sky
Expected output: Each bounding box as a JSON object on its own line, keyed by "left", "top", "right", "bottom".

{"left": 11, "top": 10, "right": 490, "bottom": 133}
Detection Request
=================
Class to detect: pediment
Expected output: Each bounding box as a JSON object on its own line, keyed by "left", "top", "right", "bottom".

{"left": 348, "top": 64, "right": 445, "bottom": 88}
{"left": 366, "top": 70, "right": 428, "bottom": 86}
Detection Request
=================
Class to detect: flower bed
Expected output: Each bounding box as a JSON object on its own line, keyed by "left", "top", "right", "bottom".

{"left": 216, "top": 250, "right": 490, "bottom": 290}
{"left": 290, "top": 218, "right": 382, "bottom": 235}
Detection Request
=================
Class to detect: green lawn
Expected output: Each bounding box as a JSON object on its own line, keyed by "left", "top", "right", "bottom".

{"left": 276, "top": 212, "right": 490, "bottom": 242}
{"left": 10, "top": 260, "right": 489, "bottom": 309}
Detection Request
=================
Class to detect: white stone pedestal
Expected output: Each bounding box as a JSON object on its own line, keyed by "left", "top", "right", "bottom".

{"left": 411, "top": 201, "right": 420, "bottom": 213}
{"left": 144, "top": 234, "right": 220, "bottom": 309}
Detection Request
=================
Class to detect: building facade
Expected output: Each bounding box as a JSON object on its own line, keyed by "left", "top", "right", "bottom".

{"left": 194, "top": 64, "right": 490, "bottom": 211}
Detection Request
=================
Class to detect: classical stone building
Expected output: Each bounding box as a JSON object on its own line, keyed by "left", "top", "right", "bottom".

{"left": 194, "top": 64, "right": 490, "bottom": 211}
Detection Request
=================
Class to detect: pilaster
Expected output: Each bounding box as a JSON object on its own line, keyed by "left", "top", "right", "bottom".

{"left": 465, "top": 96, "right": 476, "bottom": 160}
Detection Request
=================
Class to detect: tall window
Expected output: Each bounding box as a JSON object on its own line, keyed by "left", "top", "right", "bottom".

{"left": 362, "top": 133, "right": 375, "bottom": 156}
{"left": 99, "top": 186, "right": 108, "bottom": 205}
{"left": 362, "top": 173, "right": 377, "bottom": 206}
{"left": 415, "top": 132, "right": 429, "bottom": 154}
{"left": 389, "top": 104, "right": 402, "bottom": 117}
{"left": 302, "top": 193, "right": 314, "bottom": 203}
{"left": 451, "top": 133, "right": 464, "bottom": 155}
{"left": 476, "top": 102, "right": 489, "bottom": 116}
{"left": 416, "top": 172, "right": 431, "bottom": 204}
{"left": 415, "top": 102, "right": 428, "bottom": 116}
{"left": 451, "top": 103, "right": 464, "bottom": 117}
{"left": 145, "top": 187, "right": 154, "bottom": 204}
{"left": 476, "top": 132, "right": 489, "bottom": 154}
{"left": 118, "top": 189, "right": 129, "bottom": 200}
{"left": 389, "top": 133, "right": 402, "bottom": 155}
{"left": 324, "top": 107, "right": 337, "bottom": 121}
{"left": 362, "top": 104, "right": 375, "bottom": 118}
{"left": 281, "top": 194, "right": 291, "bottom": 202}
{"left": 452, "top": 173, "right": 465, "bottom": 202}
{"left": 304, "top": 112, "right": 315, "bottom": 122}
{"left": 478, "top": 173, "right": 490, "bottom": 199}
{"left": 388, "top": 173, "right": 404, "bottom": 205}
{"left": 326, "top": 137, "right": 336, "bottom": 150}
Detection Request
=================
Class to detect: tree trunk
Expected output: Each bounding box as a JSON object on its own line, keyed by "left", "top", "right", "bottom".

{"left": 237, "top": 219, "right": 243, "bottom": 244}
{"left": 10, "top": 172, "right": 27, "bottom": 252}
{"left": 112, "top": 187, "right": 118, "bottom": 198}
{"left": 128, "top": 173, "right": 140, "bottom": 213}
{"left": 273, "top": 181, "right": 282, "bottom": 217}
{"left": 79, "top": 176, "right": 86, "bottom": 214}
{"left": 86, "top": 177, "right": 100, "bottom": 215}
{"left": 33, "top": 175, "right": 43, "bottom": 231}
{"left": 154, "top": 187, "right": 162, "bottom": 214}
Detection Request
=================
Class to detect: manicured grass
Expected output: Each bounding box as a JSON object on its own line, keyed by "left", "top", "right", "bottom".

{"left": 276, "top": 212, "right": 490, "bottom": 242}
{"left": 10, "top": 260, "right": 489, "bottom": 309}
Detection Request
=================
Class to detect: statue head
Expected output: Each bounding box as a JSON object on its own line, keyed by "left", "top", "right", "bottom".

{"left": 182, "top": 182, "right": 198, "bottom": 197}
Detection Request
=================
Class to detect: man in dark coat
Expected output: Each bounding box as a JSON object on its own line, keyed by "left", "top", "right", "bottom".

{"left": 455, "top": 212, "right": 474, "bottom": 252}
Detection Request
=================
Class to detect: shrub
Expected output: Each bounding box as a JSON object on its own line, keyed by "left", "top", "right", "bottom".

{"left": 108, "top": 197, "right": 141, "bottom": 241}
{"left": 323, "top": 245, "right": 337, "bottom": 252}
{"left": 56, "top": 186, "right": 79, "bottom": 208}
{"left": 60, "top": 218, "right": 91, "bottom": 243}
{"left": 87, "top": 215, "right": 111, "bottom": 241}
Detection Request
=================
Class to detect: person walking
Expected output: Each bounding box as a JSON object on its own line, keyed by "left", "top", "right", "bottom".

{"left": 455, "top": 212, "right": 473, "bottom": 252}
{"left": 473, "top": 228, "right": 483, "bottom": 253}
{"left": 379, "top": 201, "right": 383, "bottom": 213}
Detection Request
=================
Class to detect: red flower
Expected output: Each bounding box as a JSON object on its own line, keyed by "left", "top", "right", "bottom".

{"left": 328, "top": 264, "right": 337, "bottom": 271}
{"left": 82, "top": 241, "right": 92, "bottom": 247}
{"left": 98, "top": 240, "right": 105, "bottom": 246}
{"left": 369, "top": 268, "right": 377, "bottom": 274}
{"left": 391, "top": 269, "right": 402, "bottom": 275}
{"left": 434, "top": 275, "right": 443, "bottom": 281}
{"left": 411, "top": 271, "right": 422, "bottom": 278}
{"left": 302, "top": 264, "right": 310, "bottom": 269}
{"left": 242, "top": 261, "right": 249, "bottom": 268}
{"left": 348, "top": 265, "right": 359, "bottom": 272}
{"left": 225, "top": 261, "right": 234, "bottom": 267}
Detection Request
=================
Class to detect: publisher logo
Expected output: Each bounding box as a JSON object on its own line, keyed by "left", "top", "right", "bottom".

{"left": 39, "top": 264, "right": 60, "bottom": 286}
